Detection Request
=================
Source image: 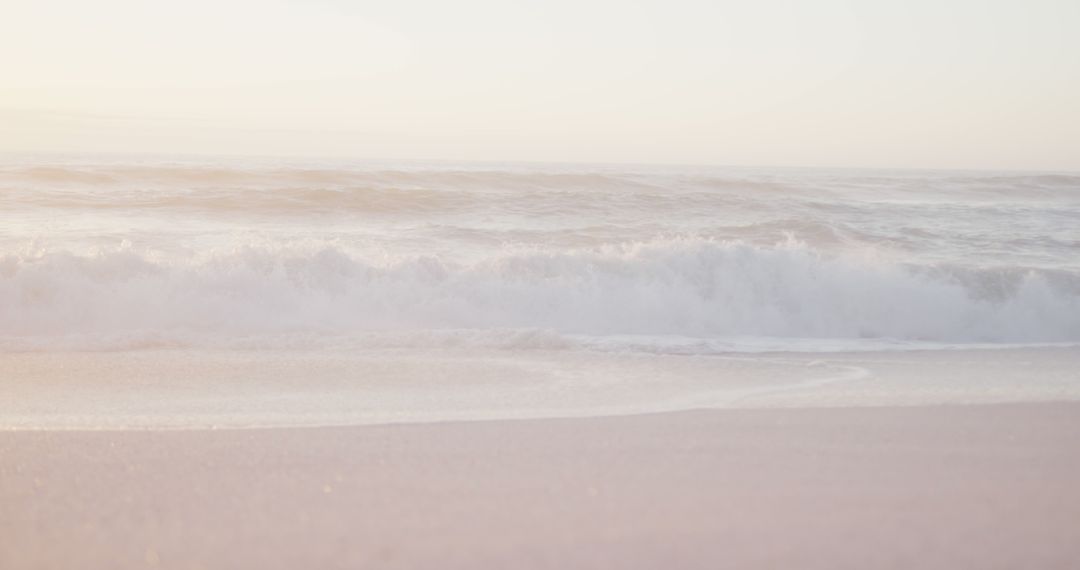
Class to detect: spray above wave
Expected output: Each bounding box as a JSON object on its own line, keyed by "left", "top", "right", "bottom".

{"left": 2, "top": 240, "right": 1078, "bottom": 349}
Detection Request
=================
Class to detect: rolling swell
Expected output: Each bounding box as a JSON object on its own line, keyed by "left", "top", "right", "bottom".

{"left": 2, "top": 240, "right": 1078, "bottom": 347}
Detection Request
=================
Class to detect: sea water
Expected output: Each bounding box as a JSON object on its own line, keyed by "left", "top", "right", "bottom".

{"left": 2, "top": 155, "right": 1078, "bottom": 427}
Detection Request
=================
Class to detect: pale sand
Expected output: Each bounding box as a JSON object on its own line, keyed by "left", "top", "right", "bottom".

{"left": 2, "top": 403, "right": 1079, "bottom": 569}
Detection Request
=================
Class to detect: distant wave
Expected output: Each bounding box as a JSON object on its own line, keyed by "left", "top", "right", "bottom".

{"left": 946, "top": 174, "right": 1080, "bottom": 188}
{"left": 4, "top": 164, "right": 1077, "bottom": 194}
{"left": 0, "top": 165, "right": 702, "bottom": 216}
{"left": 6, "top": 165, "right": 1077, "bottom": 226}
{"left": 2, "top": 240, "right": 1078, "bottom": 349}
{"left": 0, "top": 165, "right": 661, "bottom": 191}
{"left": 0, "top": 184, "right": 472, "bottom": 215}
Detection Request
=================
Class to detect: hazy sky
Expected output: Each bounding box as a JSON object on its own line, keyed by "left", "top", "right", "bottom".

{"left": 3, "top": 0, "right": 1078, "bottom": 170}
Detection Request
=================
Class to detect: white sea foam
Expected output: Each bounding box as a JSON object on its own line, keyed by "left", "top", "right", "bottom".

{"left": 1, "top": 239, "right": 1077, "bottom": 351}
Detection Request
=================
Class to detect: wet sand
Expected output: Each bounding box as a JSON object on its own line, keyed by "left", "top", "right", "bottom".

{"left": 2, "top": 403, "right": 1079, "bottom": 569}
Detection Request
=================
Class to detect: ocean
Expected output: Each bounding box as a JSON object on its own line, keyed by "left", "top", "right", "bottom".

{"left": 2, "top": 155, "right": 1079, "bottom": 427}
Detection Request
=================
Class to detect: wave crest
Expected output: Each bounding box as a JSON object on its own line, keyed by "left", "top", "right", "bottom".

{"left": 2, "top": 240, "right": 1078, "bottom": 347}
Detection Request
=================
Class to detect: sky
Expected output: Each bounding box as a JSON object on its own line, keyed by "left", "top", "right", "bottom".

{"left": 2, "top": 0, "right": 1078, "bottom": 170}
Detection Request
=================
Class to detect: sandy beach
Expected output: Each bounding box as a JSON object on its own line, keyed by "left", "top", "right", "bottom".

{"left": 3, "top": 402, "right": 1078, "bottom": 569}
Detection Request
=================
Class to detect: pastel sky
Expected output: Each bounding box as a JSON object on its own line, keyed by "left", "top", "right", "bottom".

{"left": 3, "top": 0, "right": 1078, "bottom": 170}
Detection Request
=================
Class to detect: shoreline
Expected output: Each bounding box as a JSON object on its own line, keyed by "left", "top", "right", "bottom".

{"left": 4, "top": 345, "right": 1079, "bottom": 430}
{"left": 0, "top": 398, "right": 1074, "bottom": 432}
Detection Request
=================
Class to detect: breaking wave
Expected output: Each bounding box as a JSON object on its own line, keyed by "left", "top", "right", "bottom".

{"left": 2, "top": 240, "right": 1078, "bottom": 350}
